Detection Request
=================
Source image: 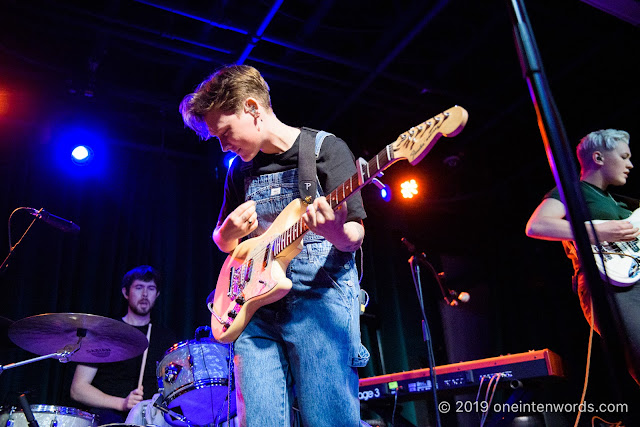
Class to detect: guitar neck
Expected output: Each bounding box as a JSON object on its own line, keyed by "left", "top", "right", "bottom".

{"left": 272, "top": 144, "right": 398, "bottom": 256}
{"left": 270, "top": 105, "right": 469, "bottom": 256}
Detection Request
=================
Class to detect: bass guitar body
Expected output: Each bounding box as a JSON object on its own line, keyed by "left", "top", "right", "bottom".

{"left": 590, "top": 208, "right": 640, "bottom": 287}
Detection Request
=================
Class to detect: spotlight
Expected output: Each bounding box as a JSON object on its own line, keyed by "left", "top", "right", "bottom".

{"left": 372, "top": 178, "right": 391, "bottom": 202}
{"left": 380, "top": 186, "right": 392, "bottom": 202}
{"left": 400, "top": 179, "right": 418, "bottom": 199}
{"left": 224, "top": 152, "right": 237, "bottom": 169}
{"left": 71, "top": 145, "right": 93, "bottom": 164}
{"left": 52, "top": 124, "right": 107, "bottom": 178}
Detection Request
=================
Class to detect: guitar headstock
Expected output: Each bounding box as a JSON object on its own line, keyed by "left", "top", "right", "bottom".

{"left": 391, "top": 105, "right": 469, "bottom": 165}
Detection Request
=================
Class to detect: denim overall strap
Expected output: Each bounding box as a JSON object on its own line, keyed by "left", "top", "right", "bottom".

{"left": 234, "top": 131, "right": 369, "bottom": 426}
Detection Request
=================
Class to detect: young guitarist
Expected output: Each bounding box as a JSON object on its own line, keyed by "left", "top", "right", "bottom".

{"left": 525, "top": 129, "right": 640, "bottom": 386}
{"left": 180, "top": 65, "right": 369, "bottom": 426}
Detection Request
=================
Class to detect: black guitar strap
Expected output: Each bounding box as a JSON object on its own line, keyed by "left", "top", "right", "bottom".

{"left": 298, "top": 127, "right": 318, "bottom": 204}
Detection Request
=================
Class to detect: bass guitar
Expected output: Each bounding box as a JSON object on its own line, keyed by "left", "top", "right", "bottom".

{"left": 208, "top": 105, "right": 469, "bottom": 342}
{"left": 590, "top": 208, "right": 640, "bottom": 287}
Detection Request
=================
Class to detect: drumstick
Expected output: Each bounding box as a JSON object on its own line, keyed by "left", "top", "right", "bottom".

{"left": 137, "top": 323, "right": 152, "bottom": 389}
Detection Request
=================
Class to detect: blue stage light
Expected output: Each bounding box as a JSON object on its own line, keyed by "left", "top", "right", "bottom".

{"left": 380, "top": 186, "right": 391, "bottom": 202}
{"left": 224, "top": 152, "right": 237, "bottom": 169}
{"left": 51, "top": 123, "right": 108, "bottom": 178}
{"left": 71, "top": 145, "right": 92, "bottom": 163}
{"left": 372, "top": 178, "right": 391, "bottom": 202}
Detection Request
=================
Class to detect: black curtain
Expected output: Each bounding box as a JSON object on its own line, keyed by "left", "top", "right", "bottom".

{"left": 0, "top": 122, "right": 227, "bottom": 406}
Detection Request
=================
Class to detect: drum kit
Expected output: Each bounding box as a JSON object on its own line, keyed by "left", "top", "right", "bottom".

{"left": 0, "top": 313, "right": 237, "bottom": 427}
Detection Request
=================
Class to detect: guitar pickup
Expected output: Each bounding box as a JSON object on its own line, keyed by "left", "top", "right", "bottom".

{"left": 227, "top": 267, "right": 235, "bottom": 297}
{"left": 244, "top": 259, "right": 254, "bottom": 282}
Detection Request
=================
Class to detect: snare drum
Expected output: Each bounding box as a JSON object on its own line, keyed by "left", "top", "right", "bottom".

{"left": 0, "top": 405, "right": 96, "bottom": 427}
{"left": 157, "top": 338, "right": 236, "bottom": 426}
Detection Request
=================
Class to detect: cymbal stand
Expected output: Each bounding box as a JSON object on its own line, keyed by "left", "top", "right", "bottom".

{"left": 0, "top": 329, "right": 85, "bottom": 375}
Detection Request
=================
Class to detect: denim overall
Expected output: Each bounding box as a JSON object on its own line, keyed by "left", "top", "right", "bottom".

{"left": 233, "top": 131, "right": 370, "bottom": 426}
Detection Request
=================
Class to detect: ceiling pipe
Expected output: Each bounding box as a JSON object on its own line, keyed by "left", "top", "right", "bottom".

{"left": 323, "top": 0, "right": 451, "bottom": 127}
{"left": 236, "top": 0, "right": 284, "bottom": 65}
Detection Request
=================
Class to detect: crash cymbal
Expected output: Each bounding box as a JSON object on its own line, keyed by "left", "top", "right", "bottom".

{"left": 1, "top": 316, "right": 16, "bottom": 350}
{"left": 8, "top": 313, "right": 148, "bottom": 363}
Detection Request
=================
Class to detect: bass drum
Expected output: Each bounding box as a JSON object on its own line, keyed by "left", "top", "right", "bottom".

{"left": 0, "top": 405, "right": 96, "bottom": 427}
{"left": 157, "top": 338, "right": 236, "bottom": 426}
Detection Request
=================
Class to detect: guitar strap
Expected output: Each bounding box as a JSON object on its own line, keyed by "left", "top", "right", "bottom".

{"left": 611, "top": 193, "right": 640, "bottom": 211}
{"left": 298, "top": 127, "right": 332, "bottom": 204}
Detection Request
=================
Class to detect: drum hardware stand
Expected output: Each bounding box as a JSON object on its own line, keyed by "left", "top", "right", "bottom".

{"left": 151, "top": 394, "right": 194, "bottom": 426}
{"left": 0, "top": 329, "right": 85, "bottom": 375}
{"left": 18, "top": 394, "right": 40, "bottom": 427}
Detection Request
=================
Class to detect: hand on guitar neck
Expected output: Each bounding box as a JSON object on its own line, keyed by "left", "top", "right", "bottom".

{"left": 302, "top": 197, "right": 364, "bottom": 253}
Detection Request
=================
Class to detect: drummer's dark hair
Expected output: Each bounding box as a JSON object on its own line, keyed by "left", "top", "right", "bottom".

{"left": 122, "top": 265, "right": 162, "bottom": 292}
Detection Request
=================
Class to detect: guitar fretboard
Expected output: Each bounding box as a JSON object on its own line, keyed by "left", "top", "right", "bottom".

{"left": 272, "top": 144, "right": 396, "bottom": 256}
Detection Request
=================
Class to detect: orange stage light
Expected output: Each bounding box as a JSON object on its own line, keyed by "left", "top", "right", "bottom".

{"left": 400, "top": 179, "right": 418, "bottom": 199}
{"left": 0, "top": 88, "right": 10, "bottom": 116}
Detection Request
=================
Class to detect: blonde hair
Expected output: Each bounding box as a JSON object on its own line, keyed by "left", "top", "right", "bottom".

{"left": 576, "top": 129, "right": 630, "bottom": 169}
{"left": 179, "top": 65, "right": 272, "bottom": 139}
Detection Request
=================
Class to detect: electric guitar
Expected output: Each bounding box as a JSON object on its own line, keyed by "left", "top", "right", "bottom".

{"left": 208, "top": 106, "right": 469, "bottom": 343}
{"left": 590, "top": 208, "right": 640, "bottom": 287}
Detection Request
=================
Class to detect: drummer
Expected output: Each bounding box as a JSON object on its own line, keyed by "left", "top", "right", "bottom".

{"left": 70, "top": 265, "right": 177, "bottom": 424}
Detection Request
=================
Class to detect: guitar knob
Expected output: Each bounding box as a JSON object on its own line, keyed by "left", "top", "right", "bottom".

{"left": 228, "top": 310, "right": 238, "bottom": 319}
{"left": 235, "top": 295, "right": 245, "bottom": 305}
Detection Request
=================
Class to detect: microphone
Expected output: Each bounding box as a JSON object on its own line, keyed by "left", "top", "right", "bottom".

{"left": 400, "top": 237, "right": 425, "bottom": 258}
{"left": 438, "top": 271, "right": 471, "bottom": 306}
{"left": 28, "top": 208, "right": 80, "bottom": 234}
{"left": 401, "top": 237, "right": 470, "bottom": 306}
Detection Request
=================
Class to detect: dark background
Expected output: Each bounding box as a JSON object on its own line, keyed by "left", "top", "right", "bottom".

{"left": 1, "top": 1, "right": 638, "bottom": 426}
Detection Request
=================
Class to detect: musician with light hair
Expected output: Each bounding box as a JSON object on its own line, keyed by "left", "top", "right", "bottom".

{"left": 526, "top": 129, "right": 639, "bottom": 386}
{"left": 180, "top": 64, "right": 369, "bottom": 426}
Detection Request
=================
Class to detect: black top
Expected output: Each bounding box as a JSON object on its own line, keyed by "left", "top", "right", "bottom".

{"left": 217, "top": 131, "right": 367, "bottom": 227}
{"left": 75, "top": 321, "right": 177, "bottom": 420}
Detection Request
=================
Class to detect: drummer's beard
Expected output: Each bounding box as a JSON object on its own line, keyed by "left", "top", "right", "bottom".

{"left": 130, "top": 299, "right": 154, "bottom": 316}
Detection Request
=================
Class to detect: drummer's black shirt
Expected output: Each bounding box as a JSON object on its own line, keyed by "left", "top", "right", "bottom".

{"left": 72, "top": 321, "right": 177, "bottom": 422}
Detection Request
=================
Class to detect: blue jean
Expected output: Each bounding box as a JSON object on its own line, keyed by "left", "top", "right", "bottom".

{"left": 234, "top": 168, "right": 369, "bottom": 426}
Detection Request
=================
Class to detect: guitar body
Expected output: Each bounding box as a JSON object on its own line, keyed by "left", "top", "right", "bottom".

{"left": 590, "top": 208, "right": 640, "bottom": 287}
{"left": 210, "top": 199, "right": 307, "bottom": 343}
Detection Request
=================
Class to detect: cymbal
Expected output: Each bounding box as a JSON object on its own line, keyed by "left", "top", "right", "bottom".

{"left": 8, "top": 313, "right": 149, "bottom": 363}
{"left": 1, "top": 316, "right": 16, "bottom": 350}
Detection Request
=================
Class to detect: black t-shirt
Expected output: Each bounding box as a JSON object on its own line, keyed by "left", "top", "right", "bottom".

{"left": 75, "top": 321, "right": 177, "bottom": 418}
{"left": 217, "top": 131, "right": 367, "bottom": 227}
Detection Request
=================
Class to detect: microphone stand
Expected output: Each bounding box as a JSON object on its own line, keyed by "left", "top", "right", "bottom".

{"left": 0, "top": 208, "right": 40, "bottom": 276}
{"left": 505, "top": 0, "right": 627, "bottom": 404}
{"left": 407, "top": 254, "right": 442, "bottom": 427}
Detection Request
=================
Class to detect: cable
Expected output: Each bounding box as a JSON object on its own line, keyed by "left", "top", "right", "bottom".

{"left": 574, "top": 300, "right": 595, "bottom": 427}
{"left": 357, "top": 246, "right": 364, "bottom": 285}
{"left": 590, "top": 415, "right": 623, "bottom": 427}
{"left": 391, "top": 390, "right": 399, "bottom": 427}
{"left": 480, "top": 374, "right": 501, "bottom": 427}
